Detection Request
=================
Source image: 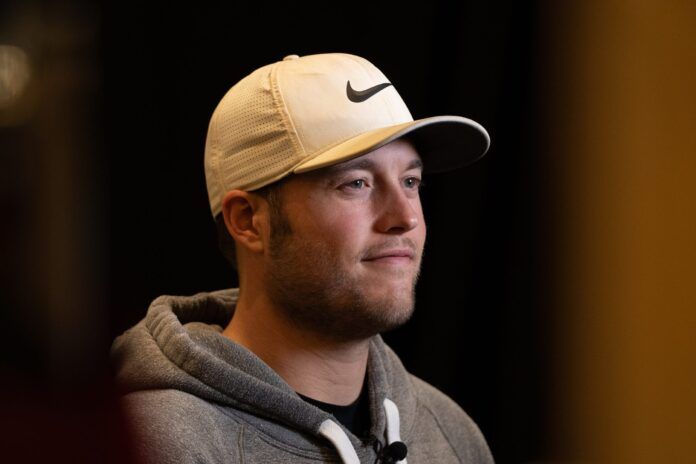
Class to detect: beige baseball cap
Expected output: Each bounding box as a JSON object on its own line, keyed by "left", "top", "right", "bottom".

{"left": 204, "top": 52, "right": 490, "bottom": 218}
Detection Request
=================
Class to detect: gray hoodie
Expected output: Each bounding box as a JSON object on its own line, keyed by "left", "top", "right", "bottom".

{"left": 110, "top": 288, "right": 494, "bottom": 463}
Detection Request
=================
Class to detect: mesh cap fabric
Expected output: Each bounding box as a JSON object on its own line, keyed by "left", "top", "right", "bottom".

{"left": 204, "top": 52, "right": 490, "bottom": 218}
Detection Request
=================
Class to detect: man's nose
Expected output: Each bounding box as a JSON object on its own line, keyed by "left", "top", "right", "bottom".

{"left": 374, "top": 185, "right": 420, "bottom": 233}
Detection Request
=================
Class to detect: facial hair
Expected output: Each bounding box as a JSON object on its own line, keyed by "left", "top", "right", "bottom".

{"left": 264, "top": 206, "right": 422, "bottom": 343}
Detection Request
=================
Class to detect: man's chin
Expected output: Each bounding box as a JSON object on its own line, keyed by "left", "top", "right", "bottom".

{"left": 307, "top": 294, "right": 415, "bottom": 342}
{"left": 360, "top": 296, "right": 416, "bottom": 332}
{"left": 360, "top": 283, "right": 417, "bottom": 307}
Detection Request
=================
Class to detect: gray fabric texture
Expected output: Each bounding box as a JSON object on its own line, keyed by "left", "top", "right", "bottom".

{"left": 110, "top": 288, "right": 494, "bottom": 463}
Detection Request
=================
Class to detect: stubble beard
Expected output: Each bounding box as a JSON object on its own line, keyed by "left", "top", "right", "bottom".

{"left": 264, "top": 209, "right": 422, "bottom": 343}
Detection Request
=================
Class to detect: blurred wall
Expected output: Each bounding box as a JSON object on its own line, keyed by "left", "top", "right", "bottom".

{"left": 543, "top": 1, "right": 696, "bottom": 462}
{"left": 0, "top": 1, "right": 135, "bottom": 463}
{"left": 0, "top": 1, "right": 112, "bottom": 382}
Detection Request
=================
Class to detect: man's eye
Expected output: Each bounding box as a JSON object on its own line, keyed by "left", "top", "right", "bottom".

{"left": 404, "top": 177, "right": 423, "bottom": 189}
{"left": 343, "top": 179, "right": 366, "bottom": 189}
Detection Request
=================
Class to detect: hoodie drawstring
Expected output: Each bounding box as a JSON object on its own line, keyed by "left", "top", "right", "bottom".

{"left": 318, "top": 398, "right": 407, "bottom": 464}
{"left": 319, "top": 419, "right": 361, "bottom": 464}
{"left": 380, "top": 398, "right": 408, "bottom": 463}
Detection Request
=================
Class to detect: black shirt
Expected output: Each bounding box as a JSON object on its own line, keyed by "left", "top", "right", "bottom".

{"left": 297, "top": 383, "right": 370, "bottom": 437}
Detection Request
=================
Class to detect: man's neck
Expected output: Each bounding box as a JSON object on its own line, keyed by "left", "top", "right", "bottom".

{"left": 222, "top": 289, "right": 370, "bottom": 406}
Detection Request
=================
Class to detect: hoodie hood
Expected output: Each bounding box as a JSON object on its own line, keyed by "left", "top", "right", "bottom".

{"left": 111, "top": 288, "right": 417, "bottom": 463}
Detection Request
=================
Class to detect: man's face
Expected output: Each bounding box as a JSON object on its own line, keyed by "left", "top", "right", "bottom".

{"left": 261, "top": 138, "right": 427, "bottom": 342}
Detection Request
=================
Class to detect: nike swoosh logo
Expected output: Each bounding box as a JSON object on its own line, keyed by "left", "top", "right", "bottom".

{"left": 346, "top": 81, "right": 393, "bottom": 102}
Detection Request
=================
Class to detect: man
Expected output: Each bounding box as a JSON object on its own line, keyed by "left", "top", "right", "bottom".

{"left": 111, "top": 52, "right": 494, "bottom": 463}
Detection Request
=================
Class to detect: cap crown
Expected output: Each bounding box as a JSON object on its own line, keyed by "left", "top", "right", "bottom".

{"left": 204, "top": 53, "right": 413, "bottom": 217}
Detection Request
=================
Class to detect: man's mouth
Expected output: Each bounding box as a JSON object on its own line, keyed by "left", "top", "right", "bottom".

{"left": 362, "top": 249, "right": 415, "bottom": 265}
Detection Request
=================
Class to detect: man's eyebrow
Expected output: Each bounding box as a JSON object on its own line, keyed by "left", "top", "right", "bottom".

{"left": 323, "top": 156, "right": 423, "bottom": 175}
{"left": 325, "top": 157, "right": 375, "bottom": 174}
{"left": 406, "top": 158, "right": 423, "bottom": 171}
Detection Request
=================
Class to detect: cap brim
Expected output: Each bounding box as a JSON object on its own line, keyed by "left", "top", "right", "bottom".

{"left": 292, "top": 115, "right": 490, "bottom": 175}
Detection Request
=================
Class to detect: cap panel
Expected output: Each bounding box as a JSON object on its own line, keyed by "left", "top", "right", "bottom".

{"left": 345, "top": 53, "right": 404, "bottom": 123}
{"left": 269, "top": 62, "right": 308, "bottom": 161}
{"left": 204, "top": 63, "right": 304, "bottom": 217}
{"left": 277, "top": 53, "right": 413, "bottom": 157}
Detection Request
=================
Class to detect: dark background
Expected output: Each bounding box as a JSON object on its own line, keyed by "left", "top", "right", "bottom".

{"left": 2, "top": 1, "right": 554, "bottom": 462}
{"left": 106, "top": 2, "right": 552, "bottom": 462}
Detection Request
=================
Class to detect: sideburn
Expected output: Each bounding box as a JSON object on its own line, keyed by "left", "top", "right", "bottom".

{"left": 266, "top": 187, "right": 294, "bottom": 259}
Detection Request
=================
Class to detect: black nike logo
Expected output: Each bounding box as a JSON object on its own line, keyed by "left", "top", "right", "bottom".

{"left": 346, "top": 81, "right": 393, "bottom": 103}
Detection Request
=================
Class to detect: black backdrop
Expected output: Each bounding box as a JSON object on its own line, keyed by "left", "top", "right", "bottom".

{"left": 106, "top": 1, "right": 549, "bottom": 462}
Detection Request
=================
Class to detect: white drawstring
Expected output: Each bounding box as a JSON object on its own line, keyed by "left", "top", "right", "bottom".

{"left": 383, "top": 398, "right": 407, "bottom": 463}
{"left": 318, "top": 398, "right": 406, "bottom": 464}
{"left": 318, "top": 419, "right": 360, "bottom": 464}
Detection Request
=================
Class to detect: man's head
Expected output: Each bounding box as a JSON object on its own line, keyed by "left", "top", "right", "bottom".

{"left": 204, "top": 52, "right": 489, "bottom": 340}
{"left": 220, "top": 137, "right": 425, "bottom": 340}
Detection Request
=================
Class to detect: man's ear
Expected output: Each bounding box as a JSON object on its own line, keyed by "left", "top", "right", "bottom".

{"left": 221, "top": 190, "right": 266, "bottom": 255}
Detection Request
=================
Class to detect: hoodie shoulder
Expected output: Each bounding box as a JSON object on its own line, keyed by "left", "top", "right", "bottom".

{"left": 121, "top": 389, "right": 243, "bottom": 464}
{"left": 408, "top": 375, "right": 495, "bottom": 464}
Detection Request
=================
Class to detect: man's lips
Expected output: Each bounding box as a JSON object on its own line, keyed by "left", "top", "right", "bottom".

{"left": 362, "top": 249, "right": 415, "bottom": 263}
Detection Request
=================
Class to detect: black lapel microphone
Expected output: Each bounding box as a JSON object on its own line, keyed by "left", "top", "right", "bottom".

{"left": 379, "top": 440, "right": 408, "bottom": 463}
